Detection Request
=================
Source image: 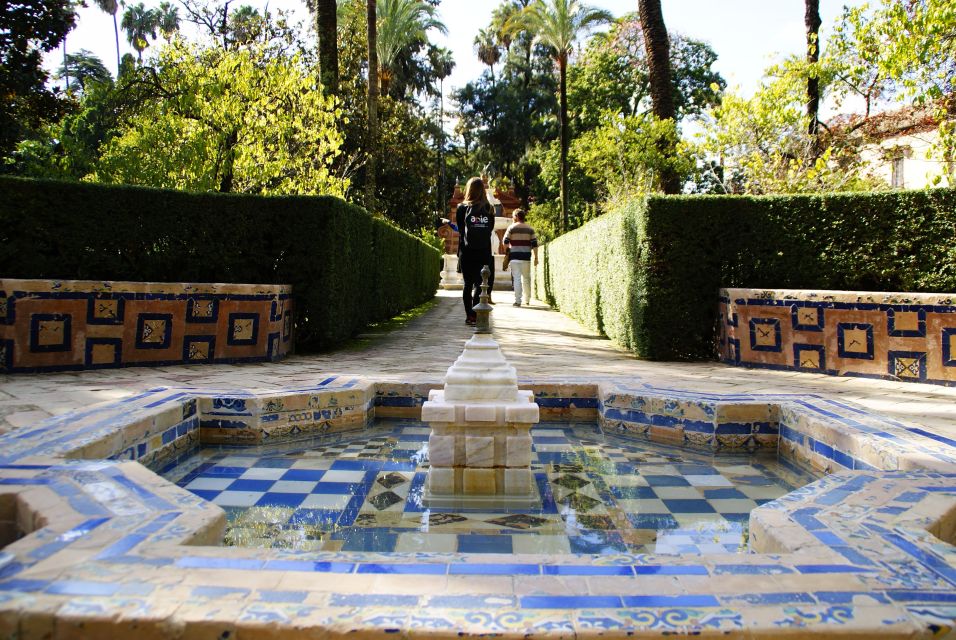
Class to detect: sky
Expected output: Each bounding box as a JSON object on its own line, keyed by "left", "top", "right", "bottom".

{"left": 50, "top": 0, "right": 867, "bottom": 116}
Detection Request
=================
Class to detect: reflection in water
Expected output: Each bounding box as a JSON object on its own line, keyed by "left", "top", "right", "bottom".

{"left": 163, "top": 420, "right": 819, "bottom": 555}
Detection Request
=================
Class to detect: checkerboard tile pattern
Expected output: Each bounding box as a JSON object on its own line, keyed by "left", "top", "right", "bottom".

{"left": 166, "top": 421, "right": 817, "bottom": 554}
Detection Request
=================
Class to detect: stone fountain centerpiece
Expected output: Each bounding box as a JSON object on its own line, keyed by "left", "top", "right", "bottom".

{"left": 421, "top": 267, "right": 540, "bottom": 506}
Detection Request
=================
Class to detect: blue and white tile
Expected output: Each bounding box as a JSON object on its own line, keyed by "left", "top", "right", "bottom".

{"left": 214, "top": 491, "right": 266, "bottom": 507}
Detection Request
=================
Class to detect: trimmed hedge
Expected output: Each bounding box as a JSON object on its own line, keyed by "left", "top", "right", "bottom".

{"left": 0, "top": 176, "right": 441, "bottom": 352}
{"left": 535, "top": 189, "right": 956, "bottom": 360}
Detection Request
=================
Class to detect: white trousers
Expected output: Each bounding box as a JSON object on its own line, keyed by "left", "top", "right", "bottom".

{"left": 510, "top": 260, "right": 532, "bottom": 304}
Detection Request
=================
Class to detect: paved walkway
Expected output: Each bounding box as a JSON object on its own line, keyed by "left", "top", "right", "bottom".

{"left": 1, "top": 290, "right": 954, "bottom": 437}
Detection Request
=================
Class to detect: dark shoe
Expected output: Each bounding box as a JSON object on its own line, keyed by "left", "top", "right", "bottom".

{"left": 513, "top": 302, "right": 521, "bottom": 307}
{"left": 465, "top": 315, "right": 476, "bottom": 325}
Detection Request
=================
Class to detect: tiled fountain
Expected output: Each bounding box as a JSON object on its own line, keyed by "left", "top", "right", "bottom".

{"left": 1, "top": 276, "right": 956, "bottom": 636}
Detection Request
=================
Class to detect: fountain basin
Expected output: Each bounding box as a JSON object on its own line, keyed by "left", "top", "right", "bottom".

{"left": 0, "top": 378, "right": 954, "bottom": 638}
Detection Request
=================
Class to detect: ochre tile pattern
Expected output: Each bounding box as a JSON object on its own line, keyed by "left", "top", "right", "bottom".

{"left": 0, "top": 279, "right": 292, "bottom": 372}
{"left": 719, "top": 288, "right": 956, "bottom": 386}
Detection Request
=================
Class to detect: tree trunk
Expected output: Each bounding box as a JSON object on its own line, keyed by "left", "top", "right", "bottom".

{"left": 62, "top": 41, "right": 69, "bottom": 91}
{"left": 805, "top": 0, "right": 821, "bottom": 136}
{"left": 438, "top": 76, "right": 446, "bottom": 216}
{"left": 638, "top": 0, "right": 680, "bottom": 194}
{"left": 218, "top": 129, "right": 239, "bottom": 193}
{"left": 490, "top": 64, "right": 497, "bottom": 130}
{"left": 559, "top": 52, "right": 569, "bottom": 232}
{"left": 113, "top": 14, "right": 121, "bottom": 75}
{"left": 366, "top": 0, "right": 378, "bottom": 213}
{"left": 317, "top": 0, "right": 338, "bottom": 94}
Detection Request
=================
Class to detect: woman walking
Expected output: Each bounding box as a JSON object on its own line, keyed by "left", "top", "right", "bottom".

{"left": 455, "top": 176, "right": 495, "bottom": 325}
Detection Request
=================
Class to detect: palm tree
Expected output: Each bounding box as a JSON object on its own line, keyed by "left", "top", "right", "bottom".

{"left": 92, "top": 0, "right": 121, "bottom": 74}
{"left": 637, "top": 0, "right": 679, "bottom": 194}
{"left": 57, "top": 50, "right": 112, "bottom": 92}
{"left": 375, "top": 0, "right": 446, "bottom": 95}
{"left": 474, "top": 27, "right": 501, "bottom": 89}
{"left": 430, "top": 46, "right": 455, "bottom": 213}
{"left": 805, "top": 0, "right": 821, "bottom": 136}
{"left": 513, "top": 0, "right": 612, "bottom": 231}
{"left": 157, "top": 2, "right": 180, "bottom": 39}
{"left": 121, "top": 2, "right": 158, "bottom": 63}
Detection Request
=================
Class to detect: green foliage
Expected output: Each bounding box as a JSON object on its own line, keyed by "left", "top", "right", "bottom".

{"left": 512, "top": 0, "right": 614, "bottom": 62}
{"left": 536, "top": 189, "right": 956, "bottom": 360}
{"left": 533, "top": 200, "right": 643, "bottom": 351}
{"left": 418, "top": 226, "right": 445, "bottom": 253}
{"left": 699, "top": 62, "right": 883, "bottom": 194}
{"left": 90, "top": 40, "right": 348, "bottom": 196}
{"left": 0, "top": 176, "right": 441, "bottom": 352}
{"left": 573, "top": 112, "right": 695, "bottom": 199}
{"left": 0, "top": 0, "right": 76, "bottom": 158}
{"left": 526, "top": 199, "right": 560, "bottom": 243}
{"left": 828, "top": 0, "right": 956, "bottom": 164}
{"left": 375, "top": 0, "right": 446, "bottom": 95}
{"left": 56, "top": 50, "right": 112, "bottom": 94}
{"left": 568, "top": 15, "right": 724, "bottom": 131}
{"left": 333, "top": 2, "right": 441, "bottom": 230}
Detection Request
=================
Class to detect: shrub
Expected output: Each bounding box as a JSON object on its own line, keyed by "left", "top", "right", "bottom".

{"left": 536, "top": 189, "right": 956, "bottom": 360}
{"left": 0, "top": 176, "right": 441, "bottom": 351}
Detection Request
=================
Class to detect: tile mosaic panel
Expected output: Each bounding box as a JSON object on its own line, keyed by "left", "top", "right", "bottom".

{"left": 0, "top": 279, "right": 292, "bottom": 372}
{"left": 719, "top": 287, "right": 956, "bottom": 385}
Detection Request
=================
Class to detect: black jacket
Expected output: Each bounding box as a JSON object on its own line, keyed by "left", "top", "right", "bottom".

{"left": 456, "top": 201, "right": 494, "bottom": 261}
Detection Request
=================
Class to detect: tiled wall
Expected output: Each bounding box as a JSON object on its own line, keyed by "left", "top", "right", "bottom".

{"left": 719, "top": 288, "right": 956, "bottom": 386}
{"left": 0, "top": 279, "right": 293, "bottom": 373}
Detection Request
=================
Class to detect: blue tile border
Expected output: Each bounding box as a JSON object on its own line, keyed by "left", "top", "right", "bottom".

{"left": 887, "top": 308, "right": 926, "bottom": 338}
{"left": 836, "top": 323, "right": 874, "bottom": 360}
{"left": 135, "top": 313, "right": 173, "bottom": 350}
{"left": 791, "top": 304, "right": 824, "bottom": 331}
{"left": 227, "top": 312, "right": 260, "bottom": 347}
{"left": 943, "top": 328, "right": 956, "bottom": 367}
{"left": 888, "top": 350, "right": 927, "bottom": 382}
{"left": 86, "top": 295, "right": 125, "bottom": 325}
{"left": 84, "top": 337, "right": 122, "bottom": 368}
{"left": 29, "top": 313, "right": 71, "bottom": 353}
{"left": 749, "top": 317, "right": 782, "bottom": 353}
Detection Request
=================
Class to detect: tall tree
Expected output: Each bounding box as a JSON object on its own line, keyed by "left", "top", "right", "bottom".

{"left": 92, "top": 0, "right": 122, "bottom": 74}
{"left": 92, "top": 41, "right": 347, "bottom": 195}
{"left": 430, "top": 46, "right": 454, "bottom": 212}
{"left": 805, "top": 0, "right": 821, "bottom": 135}
{"left": 0, "top": 0, "right": 76, "bottom": 157}
{"left": 56, "top": 50, "right": 112, "bottom": 92}
{"left": 475, "top": 27, "right": 501, "bottom": 89}
{"left": 121, "top": 3, "right": 159, "bottom": 62}
{"left": 316, "top": 0, "right": 338, "bottom": 92}
{"left": 637, "top": 0, "right": 680, "bottom": 193}
{"left": 157, "top": 2, "right": 181, "bottom": 39}
{"left": 375, "top": 0, "right": 445, "bottom": 95}
{"left": 367, "top": 0, "right": 378, "bottom": 212}
{"left": 514, "top": 0, "right": 612, "bottom": 231}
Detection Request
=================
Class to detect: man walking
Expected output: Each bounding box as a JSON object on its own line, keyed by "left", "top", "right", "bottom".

{"left": 503, "top": 208, "right": 538, "bottom": 307}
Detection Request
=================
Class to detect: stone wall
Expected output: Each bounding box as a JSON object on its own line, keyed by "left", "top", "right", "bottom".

{"left": 0, "top": 279, "right": 292, "bottom": 372}
{"left": 719, "top": 288, "right": 956, "bottom": 386}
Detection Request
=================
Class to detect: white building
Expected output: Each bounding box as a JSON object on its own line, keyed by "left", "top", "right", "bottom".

{"left": 840, "top": 103, "right": 953, "bottom": 189}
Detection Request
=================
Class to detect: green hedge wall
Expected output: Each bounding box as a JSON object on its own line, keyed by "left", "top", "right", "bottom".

{"left": 535, "top": 189, "right": 956, "bottom": 360}
{"left": 0, "top": 176, "right": 441, "bottom": 352}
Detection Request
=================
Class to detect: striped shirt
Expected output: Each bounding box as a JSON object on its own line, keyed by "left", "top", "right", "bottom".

{"left": 503, "top": 222, "right": 538, "bottom": 261}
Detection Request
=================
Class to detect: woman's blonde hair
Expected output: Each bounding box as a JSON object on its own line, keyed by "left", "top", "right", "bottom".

{"left": 462, "top": 176, "right": 489, "bottom": 208}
